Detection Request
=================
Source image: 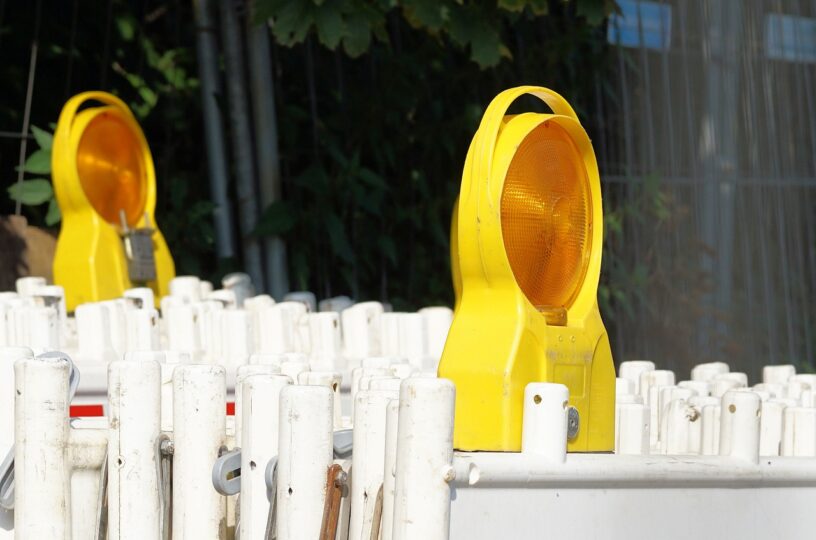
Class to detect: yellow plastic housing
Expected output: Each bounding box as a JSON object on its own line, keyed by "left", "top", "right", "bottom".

{"left": 438, "top": 86, "right": 615, "bottom": 452}
{"left": 52, "top": 91, "right": 175, "bottom": 310}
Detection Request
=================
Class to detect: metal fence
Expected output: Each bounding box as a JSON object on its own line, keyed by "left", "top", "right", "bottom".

{"left": 593, "top": 0, "right": 816, "bottom": 379}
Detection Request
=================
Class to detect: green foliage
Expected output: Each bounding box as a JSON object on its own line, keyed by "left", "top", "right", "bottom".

{"left": 7, "top": 125, "right": 60, "bottom": 226}
{"left": 257, "top": 0, "right": 617, "bottom": 68}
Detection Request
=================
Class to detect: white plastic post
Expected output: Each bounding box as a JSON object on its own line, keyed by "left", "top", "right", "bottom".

{"left": 349, "top": 390, "right": 397, "bottom": 539}
{"left": 700, "top": 403, "right": 721, "bottom": 455}
{"left": 108, "top": 359, "right": 162, "bottom": 539}
{"left": 158, "top": 351, "right": 188, "bottom": 432}
{"left": 380, "top": 313, "right": 402, "bottom": 358}
{"left": 781, "top": 407, "right": 816, "bottom": 457}
{"left": 618, "top": 360, "right": 655, "bottom": 394}
{"left": 763, "top": 364, "right": 795, "bottom": 384}
{"left": 104, "top": 300, "right": 129, "bottom": 358}
{"left": 381, "top": 399, "right": 400, "bottom": 540}
{"left": 0, "top": 348, "right": 32, "bottom": 537}
{"left": 719, "top": 390, "right": 760, "bottom": 463}
{"left": 616, "top": 402, "right": 650, "bottom": 455}
{"left": 398, "top": 313, "right": 427, "bottom": 368}
{"left": 662, "top": 399, "right": 699, "bottom": 455}
{"left": 615, "top": 377, "right": 635, "bottom": 399}
{"left": 298, "top": 371, "right": 343, "bottom": 429}
{"left": 342, "top": 302, "right": 383, "bottom": 359}
{"left": 759, "top": 399, "right": 786, "bottom": 456}
{"left": 710, "top": 378, "right": 741, "bottom": 399}
{"left": 691, "top": 362, "right": 729, "bottom": 382}
{"left": 15, "top": 277, "right": 46, "bottom": 297}
{"left": 521, "top": 382, "right": 568, "bottom": 462}
{"left": 125, "top": 308, "right": 160, "bottom": 351}
{"left": 688, "top": 396, "right": 719, "bottom": 454}
{"left": 307, "top": 312, "right": 342, "bottom": 370}
{"left": 25, "top": 306, "right": 60, "bottom": 351}
{"left": 280, "top": 359, "right": 310, "bottom": 383}
{"left": 714, "top": 372, "right": 748, "bottom": 387}
{"left": 234, "top": 364, "right": 281, "bottom": 446}
{"left": 165, "top": 305, "right": 199, "bottom": 354}
{"left": 222, "top": 309, "right": 253, "bottom": 362}
{"left": 123, "top": 287, "right": 155, "bottom": 310}
{"left": 392, "top": 378, "right": 455, "bottom": 540}
{"left": 678, "top": 380, "right": 710, "bottom": 396}
{"left": 14, "top": 353, "right": 71, "bottom": 538}
{"left": 172, "top": 364, "right": 227, "bottom": 539}
{"left": 419, "top": 307, "right": 453, "bottom": 363}
{"left": 276, "top": 385, "right": 334, "bottom": 540}
{"left": 240, "top": 375, "right": 291, "bottom": 539}
{"left": 169, "top": 276, "right": 202, "bottom": 303}
{"left": 76, "top": 302, "right": 117, "bottom": 362}
{"left": 258, "top": 302, "right": 305, "bottom": 354}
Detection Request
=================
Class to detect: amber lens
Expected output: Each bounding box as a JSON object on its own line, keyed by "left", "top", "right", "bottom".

{"left": 76, "top": 111, "right": 146, "bottom": 226}
{"left": 500, "top": 121, "right": 592, "bottom": 312}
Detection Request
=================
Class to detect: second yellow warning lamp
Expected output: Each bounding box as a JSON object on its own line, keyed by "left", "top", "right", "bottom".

{"left": 52, "top": 92, "right": 175, "bottom": 310}
{"left": 439, "top": 86, "right": 615, "bottom": 453}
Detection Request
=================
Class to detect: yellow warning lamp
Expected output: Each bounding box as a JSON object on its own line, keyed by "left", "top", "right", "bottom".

{"left": 438, "top": 86, "right": 615, "bottom": 452}
{"left": 52, "top": 91, "right": 175, "bottom": 310}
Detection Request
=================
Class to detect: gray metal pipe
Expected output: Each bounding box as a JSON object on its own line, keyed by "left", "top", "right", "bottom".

{"left": 247, "top": 14, "right": 289, "bottom": 299}
{"left": 192, "top": 0, "right": 235, "bottom": 259}
{"left": 221, "top": 0, "right": 265, "bottom": 291}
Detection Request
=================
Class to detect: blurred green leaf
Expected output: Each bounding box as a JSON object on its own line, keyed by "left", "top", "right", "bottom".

{"left": 18, "top": 149, "right": 51, "bottom": 175}
{"left": 45, "top": 198, "right": 61, "bottom": 226}
{"left": 8, "top": 179, "right": 53, "bottom": 205}
{"left": 30, "top": 125, "right": 52, "bottom": 151}
{"left": 326, "top": 212, "right": 353, "bottom": 263}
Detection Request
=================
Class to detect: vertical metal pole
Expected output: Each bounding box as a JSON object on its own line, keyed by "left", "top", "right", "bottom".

{"left": 247, "top": 7, "right": 289, "bottom": 299}
{"left": 221, "top": 0, "right": 265, "bottom": 291}
{"left": 192, "top": 0, "right": 236, "bottom": 259}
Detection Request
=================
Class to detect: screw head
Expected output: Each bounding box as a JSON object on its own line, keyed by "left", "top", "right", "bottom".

{"left": 567, "top": 407, "right": 580, "bottom": 440}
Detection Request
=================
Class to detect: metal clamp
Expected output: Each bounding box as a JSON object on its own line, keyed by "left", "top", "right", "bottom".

{"left": 212, "top": 447, "right": 242, "bottom": 496}
{"left": 333, "top": 428, "right": 353, "bottom": 459}
{"left": 0, "top": 352, "right": 80, "bottom": 510}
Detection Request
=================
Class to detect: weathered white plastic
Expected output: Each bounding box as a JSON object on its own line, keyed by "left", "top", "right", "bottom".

{"left": 522, "top": 382, "right": 568, "bottom": 462}
{"left": 392, "top": 378, "right": 455, "bottom": 540}
{"left": 125, "top": 308, "right": 159, "bottom": 351}
{"left": 234, "top": 364, "right": 281, "bottom": 446}
{"left": 381, "top": 399, "right": 400, "bottom": 540}
{"left": 760, "top": 399, "right": 786, "bottom": 456}
{"left": 276, "top": 385, "right": 334, "bottom": 540}
{"left": 123, "top": 287, "right": 154, "bottom": 310}
{"left": 172, "top": 364, "right": 226, "bottom": 539}
{"left": 341, "top": 302, "right": 383, "bottom": 359}
{"left": 616, "top": 402, "right": 650, "bottom": 455}
{"left": 618, "top": 360, "right": 655, "bottom": 394}
{"left": 76, "top": 303, "right": 117, "bottom": 362}
{"left": 14, "top": 354, "right": 71, "bottom": 538}
{"left": 239, "top": 374, "right": 291, "bottom": 539}
{"left": 169, "top": 276, "right": 202, "bottom": 304}
{"left": 763, "top": 364, "right": 796, "bottom": 384}
{"left": 298, "top": 371, "right": 343, "bottom": 429}
{"left": 719, "top": 391, "right": 760, "bottom": 463}
{"left": 108, "top": 359, "right": 161, "bottom": 539}
{"left": 15, "top": 277, "right": 46, "bottom": 297}
{"left": 781, "top": 407, "right": 816, "bottom": 457}
{"left": 0, "top": 348, "right": 32, "bottom": 537}
{"left": 158, "top": 351, "right": 188, "bottom": 432}
{"left": 691, "top": 362, "right": 729, "bottom": 382}
{"left": 257, "top": 302, "right": 306, "bottom": 354}
{"left": 418, "top": 307, "right": 453, "bottom": 363}
{"left": 307, "top": 312, "right": 343, "bottom": 370}
{"left": 349, "top": 390, "right": 397, "bottom": 539}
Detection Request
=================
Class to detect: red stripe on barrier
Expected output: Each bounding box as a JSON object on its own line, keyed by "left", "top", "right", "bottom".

{"left": 227, "top": 402, "right": 235, "bottom": 415}
{"left": 70, "top": 404, "right": 104, "bottom": 417}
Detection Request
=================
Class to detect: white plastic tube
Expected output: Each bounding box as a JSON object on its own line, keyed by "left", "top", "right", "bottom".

{"left": 618, "top": 360, "right": 655, "bottom": 394}
{"left": 108, "top": 359, "right": 162, "bottom": 539}
{"left": 1, "top": 348, "right": 32, "bottom": 537}
{"left": 298, "top": 371, "right": 343, "bottom": 429}
{"left": 172, "top": 364, "right": 227, "bottom": 539}
{"left": 381, "top": 399, "right": 400, "bottom": 540}
{"left": 240, "top": 374, "right": 291, "bottom": 539}
{"left": 690, "top": 362, "right": 729, "bottom": 382}
{"left": 234, "top": 364, "right": 281, "bottom": 446}
{"left": 14, "top": 353, "right": 72, "bottom": 538}
{"left": 521, "top": 382, "right": 568, "bottom": 462}
{"left": 276, "top": 385, "right": 334, "bottom": 540}
{"left": 781, "top": 407, "right": 816, "bottom": 457}
{"left": 419, "top": 306, "right": 453, "bottom": 363}
{"left": 616, "top": 402, "right": 650, "bottom": 455}
{"left": 700, "top": 403, "right": 721, "bottom": 455}
{"left": 342, "top": 302, "right": 383, "bottom": 359}
{"left": 349, "top": 390, "right": 397, "bottom": 539}
{"left": 763, "top": 364, "right": 795, "bottom": 384}
{"left": 158, "top": 351, "right": 188, "bottom": 432}
{"left": 719, "top": 390, "right": 760, "bottom": 463}
{"left": 125, "top": 308, "right": 160, "bottom": 351}
{"left": 760, "top": 399, "right": 786, "bottom": 456}
{"left": 392, "top": 378, "right": 455, "bottom": 540}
